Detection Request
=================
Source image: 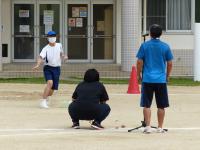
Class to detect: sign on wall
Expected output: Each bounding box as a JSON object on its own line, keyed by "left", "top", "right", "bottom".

{"left": 79, "top": 7, "right": 87, "bottom": 17}
{"left": 68, "top": 18, "right": 76, "bottom": 27}
{"left": 19, "top": 10, "right": 29, "bottom": 18}
{"left": 19, "top": 25, "right": 30, "bottom": 33}
{"left": 43, "top": 10, "right": 54, "bottom": 34}
{"left": 43, "top": 10, "right": 54, "bottom": 25}
{"left": 72, "top": 7, "right": 79, "bottom": 17}
{"left": 76, "top": 18, "right": 83, "bottom": 27}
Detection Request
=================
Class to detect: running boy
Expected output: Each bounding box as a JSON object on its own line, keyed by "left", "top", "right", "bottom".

{"left": 33, "top": 31, "right": 68, "bottom": 108}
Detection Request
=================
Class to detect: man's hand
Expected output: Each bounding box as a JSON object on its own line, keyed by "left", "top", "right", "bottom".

{"left": 61, "top": 54, "right": 68, "bottom": 63}
{"left": 33, "top": 56, "right": 43, "bottom": 71}
{"left": 166, "top": 75, "right": 170, "bottom": 82}
{"left": 137, "top": 74, "right": 142, "bottom": 82}
{"left": 32, "top": 64, "right": 40, "bottom": 71}
{"left": 167, "top": 61, "right": 172, "bottom": 82}
{"left": 136, "top": 59, "right": 143, "bottom": 83}
{"left": 63, "top": 55, "right": 68, "bottom": 60}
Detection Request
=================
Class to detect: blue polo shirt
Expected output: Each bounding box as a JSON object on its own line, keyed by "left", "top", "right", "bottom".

{"left": 136, "top": 38, "right": 173, "bottom": 83}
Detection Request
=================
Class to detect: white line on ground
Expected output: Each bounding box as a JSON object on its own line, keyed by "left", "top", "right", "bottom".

{"left": 0, "top": 127, "right": 198, "bottom": 132}
{"left": 0, "top": 132, "right": 73, "bottom": 137}
{"left": 0, "top": 93, "right": 200, "bottom": 98}
{"left": 0, "top": 127, "right": 200, "bottom": 137}
{"left": 0, "top": 95, "right": 22, "bottom": 98}
{"left": 0, "top": 129, "right": 66, "bottom": 132}
{"left": 110, "top": 93, "right": 200, "bottom": 96}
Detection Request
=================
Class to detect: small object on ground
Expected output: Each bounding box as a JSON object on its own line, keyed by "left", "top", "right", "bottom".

{"left": 121, "top": 125, "right": 126, "bottom": 128}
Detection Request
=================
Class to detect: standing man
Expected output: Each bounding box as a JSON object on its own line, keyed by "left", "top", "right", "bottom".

{"left": 136, "top": 24, "right": 173, "bottom": 133}
{"left": 33, "top": 31, "right": 68, "bottom": 108}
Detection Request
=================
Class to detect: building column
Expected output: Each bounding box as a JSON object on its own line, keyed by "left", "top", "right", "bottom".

{"left": 121, "top": 0, "right": 141, "bottom": 71}
{"left": 0, "top": 0, "right": 2, "bottom": 71}
{"left": 194, "top": 0, "right": 200, "bottom": 81}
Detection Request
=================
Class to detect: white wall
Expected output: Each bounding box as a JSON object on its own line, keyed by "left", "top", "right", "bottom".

{"left": 0, "top": 0, "right": 2, "bottom": 71}
{"left": 162, "top": 34, "right": 194, "bottom": 50}
{"left": 115, "top": 0, "right": 121, "bottom": 64}
{"left": 143, "top": 33, "right": 194, "bottom": 50}
{"left": 1, "top": 0, "right": 11, "bottom": 63}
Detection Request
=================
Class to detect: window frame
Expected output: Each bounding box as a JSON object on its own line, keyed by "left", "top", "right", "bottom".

{"left": 142, "top": 0, "right": 193, "bottom": 33}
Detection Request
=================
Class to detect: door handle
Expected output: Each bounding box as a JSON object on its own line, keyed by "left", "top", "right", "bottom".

{"left": 13, "top": 35, "right": 34, "bottom": 38}
{"left": 67, "top": 35, "right": 88, "bottom": 38}
{"left": 93, "top": 35, "right": 115, "bottom": 38}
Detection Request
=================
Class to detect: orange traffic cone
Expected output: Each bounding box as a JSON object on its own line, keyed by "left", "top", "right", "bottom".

{"left": 127, "top": 66, "right": 140, "bottom": 94}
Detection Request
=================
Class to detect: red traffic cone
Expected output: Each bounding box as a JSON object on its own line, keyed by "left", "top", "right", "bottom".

{"left": 127, "top": 66, "right": 140, "bottom": 94}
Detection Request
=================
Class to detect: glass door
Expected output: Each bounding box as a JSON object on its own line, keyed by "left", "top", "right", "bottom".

{"left": 13, "top": 3, "right": 35, "bottom": 61}
{"left": 38, "top": 1, "right": 61, "bottom": 52}
{"left": 92, "top": 3, "right": 114, "bottom": 62}
{"left": 65, "top": 0, "right": 114, "bottom": 62}
{"left": 12, "top": 1, "right": 62, "bottom": 61}
{"left": 66, "top": 2, "right": 90, "bottom": 62}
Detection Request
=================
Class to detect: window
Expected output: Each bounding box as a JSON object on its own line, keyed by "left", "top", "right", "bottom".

{"left": 146, "top": 0, "right": 166, "bottom": 30}
{"left": 167, "top": 0, "right": 191, "bottom": 30}
{"left": 142, "top": 0, "right": 191, "bottom": 31}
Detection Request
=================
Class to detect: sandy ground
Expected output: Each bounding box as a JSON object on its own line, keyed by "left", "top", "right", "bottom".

{"left": 0, "top": 83, "right": 200, "bottom": 150}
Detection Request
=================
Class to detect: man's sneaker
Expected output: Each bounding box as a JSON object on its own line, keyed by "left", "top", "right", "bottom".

{"left": 156, "top": 128, "right": 167, "bottom": 133}
{"left": 72, "top": 122, "right": 80, "bottom": 129}
{"left": 40, "top": 100, "right": 49, "bottom": 109}
{"left": 91, "top": 121, "right": 104, "bottom": 130}
{"left": 143, "top": 126, "right": 152, "bottom": 134}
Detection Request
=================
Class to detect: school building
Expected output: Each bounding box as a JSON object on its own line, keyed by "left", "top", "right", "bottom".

{"left": 0, "top": 0, "right": 198, "bottom": 78}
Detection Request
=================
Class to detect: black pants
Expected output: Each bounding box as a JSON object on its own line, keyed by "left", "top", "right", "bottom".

{"left": 68, "top": 102, "right": 111, "bottom": 124}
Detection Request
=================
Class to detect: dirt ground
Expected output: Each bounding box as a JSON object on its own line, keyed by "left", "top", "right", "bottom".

{"left": 0, "top": 83, "right": 200, "bottom": 150}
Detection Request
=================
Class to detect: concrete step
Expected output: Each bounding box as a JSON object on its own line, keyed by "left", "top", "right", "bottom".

{"left": 1, "top": 63, "right": 131, "bottom": 78}
{"left": 3, "top": 63, "right": 121, "bottom": 71}
{"left": 0, "top": 70, "right": 130, "bottom": 78}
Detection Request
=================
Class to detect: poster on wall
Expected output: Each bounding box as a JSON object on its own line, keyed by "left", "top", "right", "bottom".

{"left": 72, "top": 7, "right": 79, "bottom": 17}
{"left": 19, "top": 25, "right": 30, "bottom": 33}
{"left": 68, "top": 18, "right": 76, "bottom": 27}
{"left": 76, "top": 18, "right": 83, "bottom": 27}
{"left": 79, "top": 7, "right": 87, "bottom": 17}
{"left": 19, "top": 10, "right": 29, "bottom": 18}
{"left": 43, "top": 10, "right": 54, "bottom": 25}
{"left": 45, "top": 25, "right": 52, "bottom": 34}
{"left": 97, "top": 21, "right": 105, "bottom": 32}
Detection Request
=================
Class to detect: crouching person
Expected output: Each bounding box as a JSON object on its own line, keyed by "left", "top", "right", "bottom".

{"left": 68, "top": 69, "right": 111, "bottom": 130}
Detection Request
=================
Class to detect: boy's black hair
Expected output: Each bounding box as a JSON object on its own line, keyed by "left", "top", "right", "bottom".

{"left": 150, "top": 24, "right": 162, "bottom": 39}
{"left": 84, "top": 69, "right": 99, "bottom": 82}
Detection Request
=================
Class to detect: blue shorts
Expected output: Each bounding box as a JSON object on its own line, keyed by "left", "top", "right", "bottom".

{"left": 140, "top": 83, "right": 169, "bottom": 108}
{"left": 43, "top": 65, "right": 60, "bottom": 90}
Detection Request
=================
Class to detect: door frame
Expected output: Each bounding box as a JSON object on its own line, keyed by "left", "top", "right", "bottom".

{"left": 65, "top": 0, "right": 91, "bottom": 63}
{"left": 12, "top": 0, "right": 115, "bottom": 63}
{"left": 37, "top": 0, "right": 63, "bottom": 57}
{"left": 12, "top": 0, "right": 37, "bottom": 62}
{"left": 65, "top": 0, "right": 115, "bottom": 63}
{"left": 91, "top": 0, "right": 115, "bottom": 63}
{"left": 12, "top": 0, "right": 63, "bottom": 62}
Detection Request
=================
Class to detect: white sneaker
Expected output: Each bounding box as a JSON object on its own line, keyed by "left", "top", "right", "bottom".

{"left": 40, "top": 100, "right": 49, "bottom": 109}
{"left": 156, "top": 128, "right": 167, "bottom": 133}
{"left": 143, "top": 126, "right": 152, "bottom": 134}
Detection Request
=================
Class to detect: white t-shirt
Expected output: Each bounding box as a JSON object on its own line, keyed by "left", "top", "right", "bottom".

{"left": 40, "top": 43, "right": 63, "bottom": 67}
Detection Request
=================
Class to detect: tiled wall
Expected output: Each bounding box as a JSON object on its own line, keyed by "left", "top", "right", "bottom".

{"left": 172, "top": 49, "right": 193, "bottom": 77}
{"left": 121, "top": 0, "right": 141, "bottom": 72}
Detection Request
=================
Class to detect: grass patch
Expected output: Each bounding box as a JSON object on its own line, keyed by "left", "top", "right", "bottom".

{"left": 168, "top": 78, "right": 200, "bottom": 86}
{"left": 0, "top": 77, "right": 200, "bottom": 86}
